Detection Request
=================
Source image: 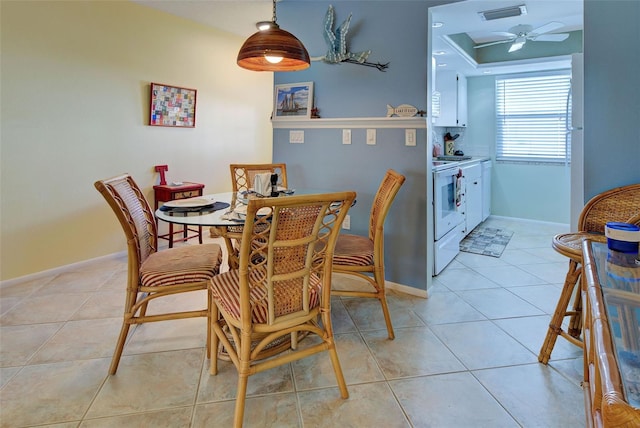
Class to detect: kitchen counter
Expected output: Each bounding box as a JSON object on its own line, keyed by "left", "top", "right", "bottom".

{"left": 432, "top": 156, "right": 490, "bottom": 171}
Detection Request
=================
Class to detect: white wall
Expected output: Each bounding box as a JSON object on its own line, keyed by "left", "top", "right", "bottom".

{"left": 0, "top": 1, "right": 274, "bottom": 280}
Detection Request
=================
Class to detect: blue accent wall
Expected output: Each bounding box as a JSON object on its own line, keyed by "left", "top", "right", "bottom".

{"left": 270, "top": 0, "right": 640, "bottom": 292}
{"left": 274, "top": 127, "right": 428, "bottom": 288}
{"left": 275, "top": 1, "right": 432, "bottom": 117}
{"left": 584, "top": 0, "right": 640, "bottom": 199}
{"left": 272, "top": 1, "right": 443, "bottom": 291}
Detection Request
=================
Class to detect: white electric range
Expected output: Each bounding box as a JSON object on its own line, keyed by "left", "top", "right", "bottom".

{"left": 432, "top": 159, "right": 466, "bottom": 275}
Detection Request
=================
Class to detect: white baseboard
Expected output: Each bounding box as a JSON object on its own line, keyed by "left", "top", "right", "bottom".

{"left": 487, "top": 214, "right": 569, "bottom": 229}
{"left": 0, "top": 251, "right": 127, "bottom": 289}
{"left": 386, "top": 280, "right": 428, "bottom": 298}
{"left": 2, "top": 249, "right": 429, "bottom": 300}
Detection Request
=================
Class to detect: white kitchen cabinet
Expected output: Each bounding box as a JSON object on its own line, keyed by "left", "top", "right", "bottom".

{"left": 462, "top": 163, "right": 482, "bottom": 233}
{"left": 434, "top": 71, "right": 467, "bottom": 127}
{"left": 482, "top": 160, "right": 492, "bottom": 221}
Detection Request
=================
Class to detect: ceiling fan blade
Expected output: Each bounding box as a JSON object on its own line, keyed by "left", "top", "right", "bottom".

{"left": 530, "top": 21, "right": 564, "bottom": 36}
{"left": 492, "top": 31, "right": 517, "bottom": 38}
{"left": 530, "top": 33, "right": 570, "bottom": 42}
{"left": 474, "top": 39, "right": 512, "bottom": 49}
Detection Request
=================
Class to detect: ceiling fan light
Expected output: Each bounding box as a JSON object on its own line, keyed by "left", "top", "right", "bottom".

{"left": 508, "top": 41, "right": 525, "bottom": 53}
{"left": 237, "top": 27, "right": 310, "bottom": 72}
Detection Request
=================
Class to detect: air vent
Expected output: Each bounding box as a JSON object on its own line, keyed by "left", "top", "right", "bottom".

{"left": 478, "top": 4, "right": 527, "bottom": 21}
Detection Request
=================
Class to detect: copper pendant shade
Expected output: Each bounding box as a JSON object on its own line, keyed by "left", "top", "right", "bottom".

{"left": 237, "top": 1, "right": 310, "bottom": 72}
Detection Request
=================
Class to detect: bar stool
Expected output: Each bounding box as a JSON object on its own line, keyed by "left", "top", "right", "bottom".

{"left": 538, "top": 183, "right": 640, "bottom": 364}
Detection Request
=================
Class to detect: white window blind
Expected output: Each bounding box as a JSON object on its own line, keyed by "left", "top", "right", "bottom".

{"left": 495, "top": 71, "right": 571, "bottom": 163}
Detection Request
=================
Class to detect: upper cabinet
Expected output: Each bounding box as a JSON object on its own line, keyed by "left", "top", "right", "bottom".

{"left": 433, "top": 71, "right": 467, "bottom": 127}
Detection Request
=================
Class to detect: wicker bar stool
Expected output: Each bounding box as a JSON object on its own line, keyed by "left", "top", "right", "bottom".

{"left": 538, "top": 183, "right": 640, "bottom": 364}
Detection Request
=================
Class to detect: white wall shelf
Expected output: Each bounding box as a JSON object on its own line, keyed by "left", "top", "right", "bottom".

{"left": 271, "top": 117, "right": 427, "bottom": 129}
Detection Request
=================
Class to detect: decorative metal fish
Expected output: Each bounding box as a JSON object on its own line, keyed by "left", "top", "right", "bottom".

{"left": 386, "top": 104, "right": 419, "bottom": 117}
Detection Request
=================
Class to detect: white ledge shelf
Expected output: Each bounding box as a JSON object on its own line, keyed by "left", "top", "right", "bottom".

{"left": 271, "top": 117, "right": 427, "bottom": 129}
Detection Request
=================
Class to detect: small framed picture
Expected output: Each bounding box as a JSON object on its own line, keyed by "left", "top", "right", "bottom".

{"left": 149, "top": 83, "right": 197, "bottom": 127}
{"left": 273, "top": 82, "right": 313, "bottom": 120}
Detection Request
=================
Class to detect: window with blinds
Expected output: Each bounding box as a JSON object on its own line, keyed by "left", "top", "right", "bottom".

{"left": 495, "top": 71, "right": 571, "bottom": 163}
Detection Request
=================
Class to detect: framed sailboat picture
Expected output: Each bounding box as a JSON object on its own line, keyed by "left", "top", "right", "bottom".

{"left": 273, "top": 82, "right": 313, "bottom": 120}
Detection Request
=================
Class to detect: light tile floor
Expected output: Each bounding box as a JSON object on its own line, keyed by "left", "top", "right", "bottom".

{"left": 0, "top": 217, "right": 587, "bottom": 427}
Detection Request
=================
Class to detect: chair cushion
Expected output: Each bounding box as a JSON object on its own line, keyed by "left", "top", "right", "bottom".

{"left": 209, "top": 270, "right": 321, "bottom": 323}
{"left": 140, "top": 243, "right": 222, "bottom": 287}
{"left": 333, "top": 234, "right": 374, "bottom": 267}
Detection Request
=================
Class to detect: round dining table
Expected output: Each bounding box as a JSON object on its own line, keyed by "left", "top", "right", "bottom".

{"left": 155, "top": 189, "right": 354, "bottom": 269}
{"left": 155, "top": 191, "right": 239, "bottom": 227}
{"left": 155, "top": 191, "right": 247, "bottom": 268}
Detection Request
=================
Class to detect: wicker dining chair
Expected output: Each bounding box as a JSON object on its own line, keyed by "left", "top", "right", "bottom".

{"left": 209, "top": 191, "right": 356, "bottom": 428}
{"left": 331, "top": 169, "right": 406, "bottom": 340}
{"left": 211, "top": 163, "right": 288, "bottom": 269}
{"left": 95, "top": 174, "right": 223, "bottom": 374}
{"left": 538, "top": 183, "right": 640, "bottom": 364}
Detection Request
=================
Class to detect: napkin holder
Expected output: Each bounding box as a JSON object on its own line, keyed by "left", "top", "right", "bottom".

{"left": 253, "top": 173, "right": 279, "bottom": 197}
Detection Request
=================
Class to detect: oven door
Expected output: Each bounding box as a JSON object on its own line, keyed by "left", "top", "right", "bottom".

{"left": 434, "top": 167, "right": 464, "bottom": 240}
{"left": 434, "top": 221, "right": 465, "bottom": 274}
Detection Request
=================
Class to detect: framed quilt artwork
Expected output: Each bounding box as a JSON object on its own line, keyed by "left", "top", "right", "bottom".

{"left": 149, "top": 83, "right": 197, "bottom": 128}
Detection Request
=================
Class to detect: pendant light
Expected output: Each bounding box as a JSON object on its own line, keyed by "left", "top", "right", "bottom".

{"left": 237, "top": 0, "right": 310, "bottom": 72}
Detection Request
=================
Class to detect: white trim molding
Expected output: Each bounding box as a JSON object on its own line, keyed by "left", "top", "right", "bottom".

{"left": 272, "top": 117, "right": 427, "bottom": 129}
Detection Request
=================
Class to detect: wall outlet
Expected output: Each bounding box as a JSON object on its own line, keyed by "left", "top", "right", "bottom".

{"left": 342, "top": 129, "right": 351, "bottom": 145}
{"left": 366, "top": 129, "right": 376, "bottom": 145}
{"left": 342, "top": 214, "right": 350, "bottom": 229}
{"left": 405, "top": 129, "right": 416, "bottom": 146}
{"left": 289, "top": 130, "right": 304, "bottom": 144}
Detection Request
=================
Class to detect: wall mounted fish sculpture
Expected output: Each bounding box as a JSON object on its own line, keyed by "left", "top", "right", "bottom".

{"left": 310, "top": 5, "right": 389, "bottom": 72}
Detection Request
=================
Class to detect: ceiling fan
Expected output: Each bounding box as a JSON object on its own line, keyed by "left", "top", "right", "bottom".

{"left": 474, "top": 22, "right": 570, "bottom": 53}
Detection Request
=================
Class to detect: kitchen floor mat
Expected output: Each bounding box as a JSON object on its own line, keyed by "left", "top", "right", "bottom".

{"left": 459, "top": 226, "right": 514, "bottom": 257}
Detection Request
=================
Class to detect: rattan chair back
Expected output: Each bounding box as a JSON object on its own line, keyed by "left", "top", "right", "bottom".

{"left": 368, "top": 169, "right": 407, "bottom": 249}
{"left": 230, "top": 163, "right": 288, "bottom": 192}
{"left": 213, "top": 164, "right": 289, "bottom": 268}
{"left": 578, "top": 183, "right": 640, "bottom": 233}
{"left": 95, "top": 174, "right": 158, "bottom": 271}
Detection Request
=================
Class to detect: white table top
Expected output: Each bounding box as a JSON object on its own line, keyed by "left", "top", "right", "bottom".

{"left": 155, "top": 189, "right": 356, "bottom": 227}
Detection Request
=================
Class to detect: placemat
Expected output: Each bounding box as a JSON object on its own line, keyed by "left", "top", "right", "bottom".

{"left": 159, "top": 201, "right": 230, "bottom": 213}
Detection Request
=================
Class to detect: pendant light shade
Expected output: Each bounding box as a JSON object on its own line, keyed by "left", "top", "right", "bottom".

{"left": 237, "top": 0, "right": 310, "bottom": 72}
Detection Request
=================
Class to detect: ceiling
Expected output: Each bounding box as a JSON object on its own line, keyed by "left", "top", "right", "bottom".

{"left": 131, "top": 0, "right": 272, "bottom": 37}
{"left": 132, "top": 0, "right": 583, "bottom": 77}
{"left": 431, "top": 0, "right": 583, "bottom": 76}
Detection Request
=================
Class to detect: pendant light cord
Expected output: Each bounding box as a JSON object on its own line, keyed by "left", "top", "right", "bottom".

{"left": 272, "top": 0, "right": 278, "bottom": 25}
